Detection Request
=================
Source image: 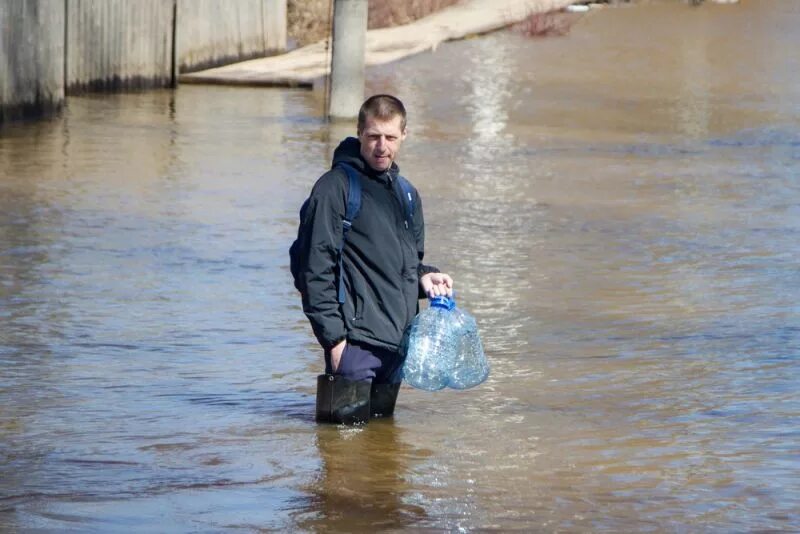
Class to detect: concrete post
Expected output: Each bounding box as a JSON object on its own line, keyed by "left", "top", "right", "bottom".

{"left": 328, "top": 0, "right": 367, "bottom": 120}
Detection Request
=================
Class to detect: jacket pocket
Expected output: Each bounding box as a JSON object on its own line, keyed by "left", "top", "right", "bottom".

{"left": 348, "top": 271, "right": 365, "bottom": 322}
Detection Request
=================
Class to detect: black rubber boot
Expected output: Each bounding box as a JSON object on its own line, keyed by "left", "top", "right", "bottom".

{"left": 370, "top": 382, "right": 401, "bottom": 418}
{"left": 316, "top": 374, "right": 371, "bottom": 425}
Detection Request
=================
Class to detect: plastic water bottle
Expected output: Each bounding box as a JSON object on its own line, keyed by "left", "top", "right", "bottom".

{"left": 447, "top": 309, "right": 490, "bottom": 389}
{"left": 402, "top": 295, "right": 490, "bottom": 391}
{"left": 401, "top": 295, "right": 458, "bottom": 391}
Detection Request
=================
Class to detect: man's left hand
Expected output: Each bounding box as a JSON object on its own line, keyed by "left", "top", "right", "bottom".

{"left": 420, "top": 272, "right": 454, "bottom": 298}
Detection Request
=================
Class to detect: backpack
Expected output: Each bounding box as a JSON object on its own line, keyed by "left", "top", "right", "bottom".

{"left": 289, "top": 162, "right": 415, "bottom": 304}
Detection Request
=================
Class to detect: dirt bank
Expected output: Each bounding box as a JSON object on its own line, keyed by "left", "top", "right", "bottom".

{"left": 288, "top": 0, "right": 461, "bottom": 47}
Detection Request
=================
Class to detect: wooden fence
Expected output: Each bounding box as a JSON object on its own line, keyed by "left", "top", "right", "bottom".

{"left": 1, "top": 0, "right": 287, "bottom": 123}
{"left": 0, "top": 0, "right": 66, "bottom": 122}
{"left": 178, "top": 0, "right": 286, "bottom": 73}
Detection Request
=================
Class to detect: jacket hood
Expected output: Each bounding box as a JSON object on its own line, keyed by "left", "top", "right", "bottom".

{"left": 332, "top": 137, "right": 399, "bottom": 182}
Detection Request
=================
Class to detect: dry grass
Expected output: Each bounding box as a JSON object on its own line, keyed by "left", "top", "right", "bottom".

{"left": 287, "top": 0, "right": 331, "bottom": 48}
{"left": 512, "top": 10, "right": 583, "bottom": 38}
{"left": 512, "top": 0, "right": 636, "bottom": 39}
{"left": 367, "top": 0, "right": 461, "bottom": 28}
{"left": 287, "top": 0, "right": 462, "bottom": 47}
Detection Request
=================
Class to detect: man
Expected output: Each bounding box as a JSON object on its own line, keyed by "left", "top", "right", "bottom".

{"left": 297, "top": 94, "right": 453, "bottom": 424}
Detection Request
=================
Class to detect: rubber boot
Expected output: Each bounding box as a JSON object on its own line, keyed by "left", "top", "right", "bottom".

{"left": 316, "top": 374, "right": 371, "bottom": 425}
{"left": 370, "top": 382, "right": 401, "bottom": 418}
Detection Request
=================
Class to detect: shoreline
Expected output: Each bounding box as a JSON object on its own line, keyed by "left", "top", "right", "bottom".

{"left": 179, "top": 0, "right": 579, "bottom": 89}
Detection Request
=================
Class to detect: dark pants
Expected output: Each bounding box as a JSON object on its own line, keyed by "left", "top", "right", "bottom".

{"left": 325, "top": 342, "right": 404, "bottom": 384}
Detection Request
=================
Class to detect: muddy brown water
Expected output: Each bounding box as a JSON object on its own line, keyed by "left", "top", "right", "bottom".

{"left": 2, "top": 1, "right": 799, "bottom": 531}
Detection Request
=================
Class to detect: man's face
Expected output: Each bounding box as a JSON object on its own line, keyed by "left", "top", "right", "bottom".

{"left": 358, "top": 114, "right": 407, "bottom": 172}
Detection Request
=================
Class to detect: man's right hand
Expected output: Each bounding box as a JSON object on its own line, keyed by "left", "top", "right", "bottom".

{"left": 329, "top": 339, "right": 346, "bottom": 373}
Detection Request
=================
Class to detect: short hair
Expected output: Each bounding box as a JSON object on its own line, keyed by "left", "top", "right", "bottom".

{"left": 357, "top": 94, "right": 407, "bottom": 133}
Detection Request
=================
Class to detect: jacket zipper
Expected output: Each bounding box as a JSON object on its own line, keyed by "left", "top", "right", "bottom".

{"left": 388, "top": 174, "right": 416, "bottom": 328}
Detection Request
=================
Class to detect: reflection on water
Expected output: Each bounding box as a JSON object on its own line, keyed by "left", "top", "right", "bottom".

{"left": 2, "top": 0, "right": 800, "bottom": 531}
{"left": 295, "top": 421, "right": 427, "bottom": 531}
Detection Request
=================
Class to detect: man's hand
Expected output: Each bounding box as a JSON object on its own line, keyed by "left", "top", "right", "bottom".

{"left": 420, "top": 272, "right": 454, "bottom": 298}
{"left": 329, "top": 339, "right": 346, "bottom": 372}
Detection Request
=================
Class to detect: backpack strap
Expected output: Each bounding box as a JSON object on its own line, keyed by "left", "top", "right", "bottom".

{"left": 396, "top": 175, "right": 415, "bottom": 229}
{"left": 336, "top": 162, "right": 361, "bottom": 305}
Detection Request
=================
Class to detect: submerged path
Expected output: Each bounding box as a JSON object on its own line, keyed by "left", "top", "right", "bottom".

{"left": 179, "top": 0, "right": 577, "bottom": 88}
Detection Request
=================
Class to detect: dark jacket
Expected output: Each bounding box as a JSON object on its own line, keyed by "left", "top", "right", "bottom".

{"left": 299, "top": 137, "right": 438, "bottom": 352}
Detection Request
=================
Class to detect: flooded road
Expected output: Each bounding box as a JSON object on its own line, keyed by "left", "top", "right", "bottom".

{"left": 2, "top": 0, "right": 799, "bottom": 531}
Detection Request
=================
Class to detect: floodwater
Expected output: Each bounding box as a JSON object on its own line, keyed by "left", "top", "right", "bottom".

{"left": 2, "top": 0, "right": 799, "bottom": 531}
